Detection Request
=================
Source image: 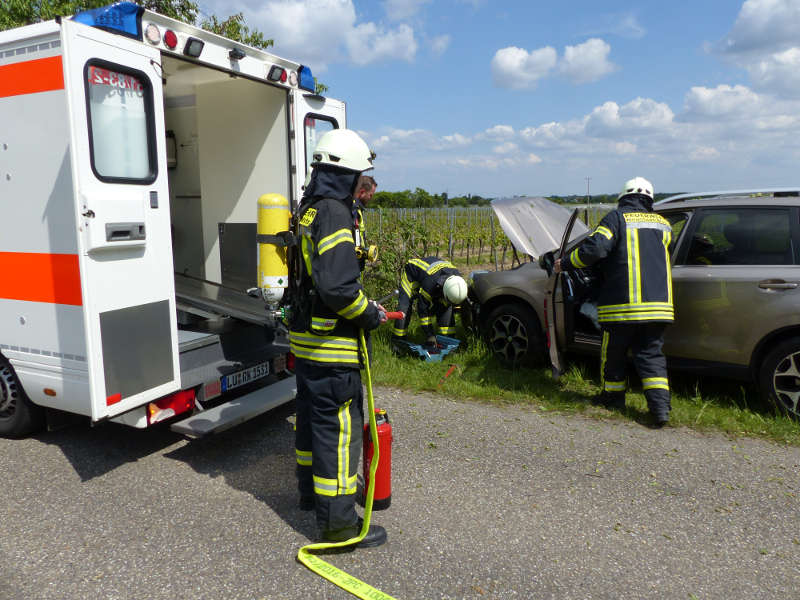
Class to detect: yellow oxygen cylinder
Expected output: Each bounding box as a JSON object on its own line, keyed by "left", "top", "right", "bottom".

{"left": 257, "top": 193, "right": 291, "bottom": 306}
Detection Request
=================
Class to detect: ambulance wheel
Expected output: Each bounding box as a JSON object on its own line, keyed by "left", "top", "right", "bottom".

{"left": 484, "top": 302, "right": 545, "bottom": 366}
{"left": 759, "top": 337, "right": 800, "bottom": 420}
{"left": 0, "top": 357, "right": 44, "bottom": 438}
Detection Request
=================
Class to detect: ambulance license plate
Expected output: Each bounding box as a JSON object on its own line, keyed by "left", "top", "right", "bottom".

{"left": 221, "top": 362, "right": 269, "bottom": 392}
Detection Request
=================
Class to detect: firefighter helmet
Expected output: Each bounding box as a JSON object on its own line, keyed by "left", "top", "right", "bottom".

{"left": 311, "top": 129, "right": 375, "bottom": 173}
{"left": 442, "top": 275, "right": 468, "bottom": 305}
{"left": 618, "top": 176, "right": 653, "bottom": 200}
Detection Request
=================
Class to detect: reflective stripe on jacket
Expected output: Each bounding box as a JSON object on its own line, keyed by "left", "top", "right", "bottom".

{"left": 289, "top": 197, "right": 380, "bottom": 367}
{"left": 564, "top": 195, "right": 674, "bottom": 324}
{"left": 395, "top": 256, "right": 460, "bottom": 337}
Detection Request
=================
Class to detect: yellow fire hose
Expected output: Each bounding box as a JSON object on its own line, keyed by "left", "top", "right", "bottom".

{"left": 296, "top": 330, "right": 398, "bottom": 600}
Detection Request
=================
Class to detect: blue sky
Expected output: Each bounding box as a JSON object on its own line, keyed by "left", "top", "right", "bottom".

{"left": 200, "top": 0, "right": 800, "bottom": 198}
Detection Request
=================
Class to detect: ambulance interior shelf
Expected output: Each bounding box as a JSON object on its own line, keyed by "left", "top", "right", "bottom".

{"left": 174, "top": 272, "right": 272, "bottom": 327}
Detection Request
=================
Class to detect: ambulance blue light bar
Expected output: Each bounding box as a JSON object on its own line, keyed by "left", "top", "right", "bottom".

{"left": 298, "top": 66, "right": 315, "bottom": 92}
{"left": 72, "top": 2, "right": 144, "bottom": 40}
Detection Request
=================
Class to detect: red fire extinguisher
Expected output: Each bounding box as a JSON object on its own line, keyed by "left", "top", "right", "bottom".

{"left": 363, "top": 408, "right": 392, "bottom": 510}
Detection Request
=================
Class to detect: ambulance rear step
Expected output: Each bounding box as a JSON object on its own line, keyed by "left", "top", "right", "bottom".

{"left": 170, "top": 375, "right": 296, "bottom": 438}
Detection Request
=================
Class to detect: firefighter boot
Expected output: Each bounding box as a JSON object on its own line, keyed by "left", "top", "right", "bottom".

{"left": 590, "top": 391, "right": 625, "bottom": 411}
{"left": 322, "top": 518, "right": 387, "bottom": 548}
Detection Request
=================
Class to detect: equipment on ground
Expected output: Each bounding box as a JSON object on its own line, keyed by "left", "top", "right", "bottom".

{"left": 363, "top": 409, "right": 392, "bottom": 510}
{"left": 392, "top": 334, "right": 461, "bottom": 362}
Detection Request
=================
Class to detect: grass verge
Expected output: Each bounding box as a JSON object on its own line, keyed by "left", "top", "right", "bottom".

{"left": 366, "top": 326, "right": 800, "bottom": 446}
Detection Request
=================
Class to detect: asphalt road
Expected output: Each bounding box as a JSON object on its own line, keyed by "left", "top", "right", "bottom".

{"left": 2, "top": 386, "right": 799, "bottom": 600}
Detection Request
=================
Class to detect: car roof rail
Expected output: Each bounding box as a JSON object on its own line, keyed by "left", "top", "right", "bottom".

{"left": 655, "top": 188, "right": 800, "bottom": 206}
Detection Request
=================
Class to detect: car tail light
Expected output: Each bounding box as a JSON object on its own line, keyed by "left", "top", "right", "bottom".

{"left": 147, "top": 389, "right": 195, "bottom": 425}
{"left": 286, "top": 352, "right": 296, "bottom": 372}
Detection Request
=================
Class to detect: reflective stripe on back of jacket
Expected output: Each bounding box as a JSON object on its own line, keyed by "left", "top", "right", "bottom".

{"left": 566, "top": 195, "right": 674, "bottom": 324}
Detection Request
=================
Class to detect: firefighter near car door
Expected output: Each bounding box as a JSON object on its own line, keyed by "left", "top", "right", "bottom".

{"left": 561, "top": 180, "right": 674, "bottom": 423}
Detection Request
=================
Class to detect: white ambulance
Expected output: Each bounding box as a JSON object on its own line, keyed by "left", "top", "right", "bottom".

{"left": 0, "top": 2, "right": 346, "bottom": 438}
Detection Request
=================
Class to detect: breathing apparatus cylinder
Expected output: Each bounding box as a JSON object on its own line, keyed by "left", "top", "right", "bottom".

{"left": 363, "top": 408, "right": 392, "bottom": 510}
{"left": 257, "top": 193, "right": 291, "bottom": 307}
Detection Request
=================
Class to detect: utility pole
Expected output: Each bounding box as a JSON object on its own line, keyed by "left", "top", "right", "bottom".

{"left": 584, "top": 176, "right": 591, "bottom": 224}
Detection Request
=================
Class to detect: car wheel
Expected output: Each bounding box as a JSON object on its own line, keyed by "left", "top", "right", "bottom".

{"left": 758, "top": 337, "right": 800, "bottom": 420}
{"left": 484, "top": 303, "right": 545, "bottom": 366}
{"left": 0, "top": 357, "right": 44, "bottom": 438}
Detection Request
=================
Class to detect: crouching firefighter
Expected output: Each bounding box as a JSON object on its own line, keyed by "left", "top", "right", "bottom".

{"left": 289, "top": 128, "right": 389, "bottom": 547}
{"left": 554, "top": 177, "right": 674, "bottom": 427}
{"left": 391, "top": 257, "right": 468, "bottom": 350}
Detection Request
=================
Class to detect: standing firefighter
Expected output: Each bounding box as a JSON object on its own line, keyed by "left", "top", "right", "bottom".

{"left": 290, "top": 129, "right": 388, "bottom": 547}
{"left": 391, "top": 257, "right": 468, "bottom": 350}
{"left": 555, "top": 177, "right": 674, "bottom": 427}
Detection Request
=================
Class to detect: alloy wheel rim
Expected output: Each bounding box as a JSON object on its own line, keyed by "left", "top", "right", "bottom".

{"left": 772, "top": 350, "right": 800, "bottom": 417}
{"left": 489, "top": 314, "right": 528, "bottom": 363}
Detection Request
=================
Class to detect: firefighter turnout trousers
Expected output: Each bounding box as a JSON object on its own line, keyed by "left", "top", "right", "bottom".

{"left": 295, "top": 359, "right": 363, "bottom": 533}
{"left": 600, "top": 322, "right": 670, "bottom": 419}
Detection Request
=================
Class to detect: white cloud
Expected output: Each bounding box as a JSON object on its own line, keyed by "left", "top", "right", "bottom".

{"left": 442, "top": 133, "right": 471, "bottom": 146}
{"left": 716, "top": 0, "right": 800, "bottom": 97}
{"left": 430, "top": 34, "right": 451, "bottom": 57}
{"left": 559, "top": 38, "right": 617, "bottom": 84}
{"left": 526, "top": 153, "right": 543, "bottom": 164}
{"left": 585, "top": 98, "right": 674, "bottom": 137}
{"left": 492, "top": 39, "right": 616, "bottom": 89}
{"left": 614, "top": 141, "right": 637, "bottom": 154}
{"left": 219, "top": 0, "right": 418, "bottom": 71}
{"left": 720, "top": 0, "right": 800, "bottom": 55}
{"left": 689, "top": 146, "right": 721, "bottom": 161}
{"left": 482, "top": 124, "right": 515, "bottom": 140}
{"left": 748, "top": 47, "right": 800, "bottom": 96}
{"left": 492, "top": 142, "right": 518, "bottom": 154}
{"left": 617, "top": 14, "right": 646, "bottom": 39}
{"left": 347, "top": 22, "right": 417, "bottom": 65}
{"left": 491, "top": 46, "right": 557, "bottom": 89}
{"left": 382, "top": 0, "right": 430, "bottom": 21}
{"left": 683, "top": 84, "right": 762, "bottom": 118}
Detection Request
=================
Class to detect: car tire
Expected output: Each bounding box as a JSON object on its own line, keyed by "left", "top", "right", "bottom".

{"left": 0, "top": 357, "right": 44, "bottom": 438}
{"left": 484, "top": 302, "right": 545, "bottom": 366}
{"left": 758, "top": 337, "right": 800, "bottom": 420}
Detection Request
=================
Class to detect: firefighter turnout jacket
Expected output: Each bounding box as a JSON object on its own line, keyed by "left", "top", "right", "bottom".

{"left": 289, "top": 195, "right": 381, "bottom": 367}
{"left": 392, "top": 257, "right": 460, "bottom": 338}
{"left": 563, "top": 194, "right": 674, "bottom": 324}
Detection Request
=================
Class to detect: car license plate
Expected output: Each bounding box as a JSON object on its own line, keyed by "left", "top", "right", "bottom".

{"left": 221, "top": 362, "right": 269, "bottom": 392}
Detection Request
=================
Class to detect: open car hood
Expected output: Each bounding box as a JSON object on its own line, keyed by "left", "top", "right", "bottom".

{"left": 491, "top": 196, "right": 590, "bottom": 260}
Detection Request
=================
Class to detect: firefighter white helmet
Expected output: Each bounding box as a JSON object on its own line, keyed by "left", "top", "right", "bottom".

{"left": 442, "top": 275, "right": 468, "bottom": 305}
{"left": 311, "top": 129, "right": 375, "bottom": 173}
{"left": 618, "top": 176, "right": 654, "bottom": 200}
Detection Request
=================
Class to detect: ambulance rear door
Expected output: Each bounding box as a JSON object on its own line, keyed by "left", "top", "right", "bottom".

{"left": 61, "top": 18, "right": 179, "bottom": 420}
{"left": 292, "top": 91, "right": 346, "bottom": 205}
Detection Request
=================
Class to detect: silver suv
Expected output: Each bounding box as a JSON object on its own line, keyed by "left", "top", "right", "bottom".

{"left": 470, "top": 190, "right": 800, "bottom": 418}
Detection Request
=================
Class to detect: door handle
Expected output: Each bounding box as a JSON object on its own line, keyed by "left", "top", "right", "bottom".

{"left": 758, "top": 280, "right": 798, "bottom": 290}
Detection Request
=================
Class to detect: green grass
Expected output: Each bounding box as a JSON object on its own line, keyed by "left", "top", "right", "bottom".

{"left": 364, "top": 325, "right": 800, "bottom": 446}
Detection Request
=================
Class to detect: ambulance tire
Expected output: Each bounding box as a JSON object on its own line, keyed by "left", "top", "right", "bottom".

{"left": 758, "top": 336, "right": 800, "bottom": 421}
{"left": 484, "top": 302, "right": 545, "bottom": 366}
{"left": 0, "top": 357, "right": 44, "bottom": 438}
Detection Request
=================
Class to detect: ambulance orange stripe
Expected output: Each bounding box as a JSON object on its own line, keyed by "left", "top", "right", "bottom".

{"left": 0, "top": 253, "right": 82, "bottom": 306}
{"left": 0, "top": 56, "right": 64, "bottom": 98}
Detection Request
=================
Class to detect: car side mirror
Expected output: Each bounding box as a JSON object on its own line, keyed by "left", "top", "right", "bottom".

{"left": 539, "top": 251, "right": 555, "bottom": 276}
